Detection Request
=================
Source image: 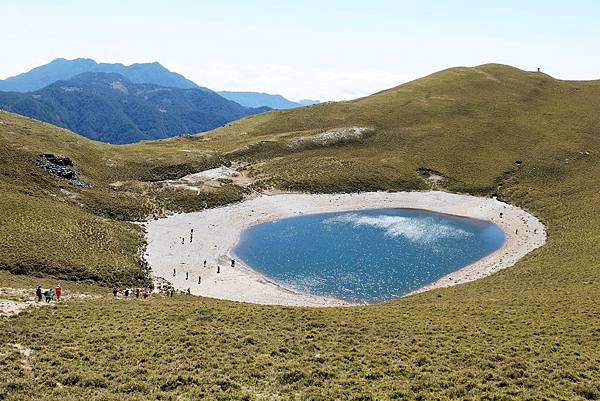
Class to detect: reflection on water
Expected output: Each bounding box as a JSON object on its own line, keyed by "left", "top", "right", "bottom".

{"left": 234, "top": 208, "right": 505, "bottom": 303}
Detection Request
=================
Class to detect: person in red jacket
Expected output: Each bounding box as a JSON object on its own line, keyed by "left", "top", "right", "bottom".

{"left": 55, "top": 285, "right": 62, "bottom": 301}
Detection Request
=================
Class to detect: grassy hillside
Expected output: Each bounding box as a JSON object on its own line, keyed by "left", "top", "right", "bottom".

{"left": 0, "top": 112, "right": 245, "bottom": 284}
{"left": 1, "top": 64, "right": 600, "bottom": 400}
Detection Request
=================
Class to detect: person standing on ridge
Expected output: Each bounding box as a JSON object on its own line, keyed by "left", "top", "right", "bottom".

{"left": 112, "top": 288, "right": 118, "bottom": 297}
{"left": 124, "top": 288, "right": 130, "bottom": 298}
{"left": 231, "top": 259, "right": 235, "bottom": 268}
{"left": 35, "top": 286, "right": 43, "bottom": 302}
{"left": 55, "top": 285, "right": 62, "bottom": 301}
{"left": 45, "top": 288, "right": 54, "bottom": 303}
{"left": 135, "top": 288, "right": 140, "bottom": 298}
{"left": 198, "top": 275, "right": 201, "bottom": 284}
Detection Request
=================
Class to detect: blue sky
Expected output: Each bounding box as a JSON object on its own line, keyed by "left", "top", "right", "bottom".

{"left": 1, "top": 0, "right": 600, "bottom": 100}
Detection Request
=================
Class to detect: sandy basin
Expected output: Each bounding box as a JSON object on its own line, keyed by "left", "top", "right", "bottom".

{"left": 144, "top": 191, "right": 546, "bottom": 306}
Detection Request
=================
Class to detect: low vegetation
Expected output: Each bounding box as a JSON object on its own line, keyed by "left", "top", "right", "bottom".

{"left": 0, "top": 72, "right": 269, "bottom": 144}
{"left": 1, "top": 64, "right": 600, "bottom": 399}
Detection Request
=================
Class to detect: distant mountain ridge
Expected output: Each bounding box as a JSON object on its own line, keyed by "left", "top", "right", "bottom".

{"left": 218, "top": 91, "right": 320, "bottom": 109}
{"left": 0, "top": 72, "right": 269, "bottom": 144}
{"left": 297, "top": 99, "right": 320, "bottom": 106}
{"left": 0, "top": 58, "right": 320, "bottom": 109}
{"left": 0, "top": 58, "right": 208, "bottom": 92}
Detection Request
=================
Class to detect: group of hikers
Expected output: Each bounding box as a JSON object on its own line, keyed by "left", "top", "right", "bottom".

{"left": 172, "top": 258, "right": 236, "bottom": 285}
{"left": 112, "top": 286, "right": 155, "bottom": 299}
{"left": 34, "top": 227, "right": 237, "bottom": 303}
{"left": 171, "top": 228, "right": 238, "bottom": 294}
{"left": 35, "top": 285, "right": 62, "bottom": 303}
{"left": 111, "top": 282, "right": 181, "bottom": 298}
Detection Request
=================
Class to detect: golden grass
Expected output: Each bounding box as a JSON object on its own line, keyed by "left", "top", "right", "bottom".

{"left": 1, "top": 64, "right": 600, "bottom": 399}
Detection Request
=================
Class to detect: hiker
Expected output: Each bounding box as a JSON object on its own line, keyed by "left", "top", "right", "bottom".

{"left": 499, "top": 212, "right": 503, "bottom": 218}
{"left": 35, "top": 286, "right": 43, "bottom": 302}
{"left": 187, "top": 288, "right": 191, "bottom": 294}
{"left": 231, "top": 259, "right": 235, "bottom": 268}
{"left": 190, "top": 228, "right": 194, "bottom": 243}
{"left": 537, "top": 67, "right": 540, "bottom": 72}
{"left": 186, "top": 272, "right": 189, "bottom": 280}
{"left": 534, "top": 228, "right": 537, "bottom": 234}
{"left": 135, "top": 288, "right": 140, "bottom": 298}
{"left": 170, "top": 288, "right": 174, "bottom": 297}
{"left": 55, "top": 285, "right": 62, "bottom": 301}
{"left": 217, "top": 265, "right": 220, "bottom": 274}
{"left": 198, "top": 275, "right": 201, "bottom": 284}
{"left": 181, "top": 237, "right": 185, "bottom": 244}
{"left": 112, "top": 288, "right": 118, "bottom": 297}
{"left": 203, "top": 260, "right": 207, "bottom": 268}
{"left": 142, "top": 289, "right": 149, "bottom": 299}
{"left": 515, "top": 229, "right": 519, "bottom": 235}
{"left": 45, "top": 288, "right": 54, "bottom": 303}
{"left": 173, "top": 268, "right": 176, "bottom": 277}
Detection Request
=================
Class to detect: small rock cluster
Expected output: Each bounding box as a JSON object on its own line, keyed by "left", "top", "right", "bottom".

{"left": 287, "top": 127, "right": 372, "bottom": 149}
{"left": 38, "top": 154, "right": 89, "bottom": 188}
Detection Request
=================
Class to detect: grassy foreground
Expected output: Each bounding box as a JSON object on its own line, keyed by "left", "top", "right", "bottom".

{"left": 1, "top": 64, "right": 600, "bottom": 399}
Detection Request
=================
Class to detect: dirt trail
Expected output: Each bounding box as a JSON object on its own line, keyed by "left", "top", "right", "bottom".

{"left": 0, "top": 288, "right": 100, "bottom": 317}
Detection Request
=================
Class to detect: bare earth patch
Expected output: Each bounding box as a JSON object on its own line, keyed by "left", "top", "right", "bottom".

{"left": 0, "top": 300, "right": 32, "bottom": 317}
{"left": 0, "top": 288, "right": 100, "bottom": 316}
{"left": 160, "top": 163, "right": 254, "bottom": 190}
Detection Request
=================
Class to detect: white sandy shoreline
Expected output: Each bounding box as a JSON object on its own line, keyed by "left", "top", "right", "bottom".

{"left": 144, "top": 191, "right": 546, "bottom": 307}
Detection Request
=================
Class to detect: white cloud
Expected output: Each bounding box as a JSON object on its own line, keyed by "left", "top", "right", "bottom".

{"left": 177, "top": 61, "right": 412, "bottom": 101}
{"left": 323, "top": 213, "right": 472, "bottom": 244}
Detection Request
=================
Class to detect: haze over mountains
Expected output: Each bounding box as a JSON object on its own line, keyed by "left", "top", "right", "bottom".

{"left": 0, "top": 58, "right": 319, "bottom": 109}
{"left": 218, "top": 91, "right": 319, "bottom": 109}
{"left": 0, "top": 58, "right": 322, "bottom": 143}
{"left": 0, "top": 58, "right": 206, "bottom": 92}
{"left": 0, "top": 72, "right": 269, "bottom": 144}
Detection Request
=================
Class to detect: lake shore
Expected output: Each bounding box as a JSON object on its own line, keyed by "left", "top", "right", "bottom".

{"left": 144, "top": 191, "right": 546, "bottom": 306}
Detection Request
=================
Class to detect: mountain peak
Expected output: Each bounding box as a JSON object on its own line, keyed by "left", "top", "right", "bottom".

{"left": 0, "top": 58, "right": 202, "bottom": 92}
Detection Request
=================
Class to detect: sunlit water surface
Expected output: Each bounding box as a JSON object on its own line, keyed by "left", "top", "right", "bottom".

{"left": 233, "top": 208, "right": 505, "bottom": 303}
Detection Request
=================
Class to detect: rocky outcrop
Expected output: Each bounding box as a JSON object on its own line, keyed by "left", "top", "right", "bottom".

{"left": 38, "top": 154, "right": 90, "bottom": 187}
{"left": 287, "top": 127, "right": 373, "bottom": 149}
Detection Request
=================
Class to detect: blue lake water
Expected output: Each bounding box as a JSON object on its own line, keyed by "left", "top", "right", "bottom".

{"left": 233, "top": 208, "right": 505, "bottom": 303}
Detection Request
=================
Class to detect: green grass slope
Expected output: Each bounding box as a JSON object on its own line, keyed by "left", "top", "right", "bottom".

{"left": 0, "top": 112, "right": 245, "bottom": 284}
{"left": 1, "top": 64, "right": 600, "bottom": 400}
{"left": 203, "top": 64, "right": 599, "bottom": 193}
